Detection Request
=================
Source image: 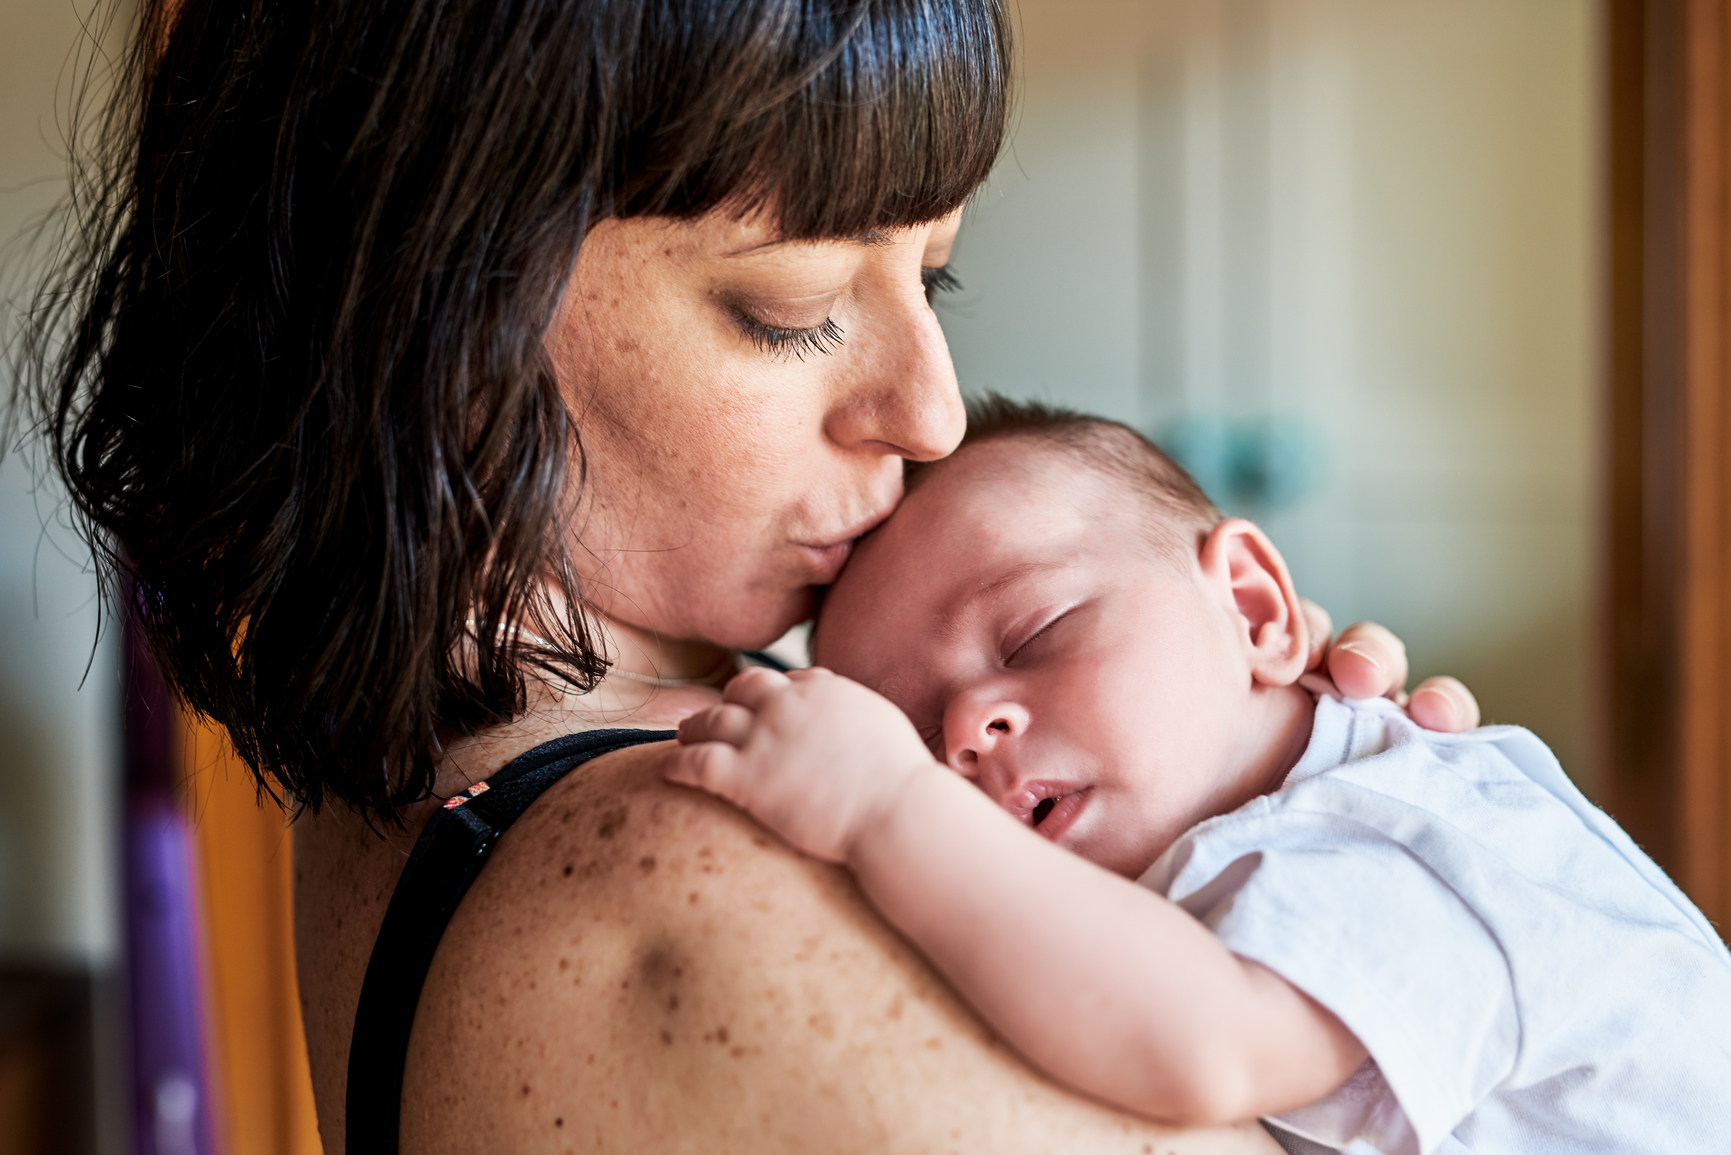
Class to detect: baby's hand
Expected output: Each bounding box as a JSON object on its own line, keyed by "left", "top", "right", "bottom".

{"left": 666, "top": 666, "right": 938, "bottom": 864}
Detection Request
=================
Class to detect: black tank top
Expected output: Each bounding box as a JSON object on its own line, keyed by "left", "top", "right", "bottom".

{"left": 344, "top": 728, "right": 675, "bottom": 1154}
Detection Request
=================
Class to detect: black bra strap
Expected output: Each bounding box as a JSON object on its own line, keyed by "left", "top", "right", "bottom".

{"left": 345, "top": 728, "right": 675, "bottom": 1154}
{"left": 739, "top": 648, "right": 792, "bottom": 672}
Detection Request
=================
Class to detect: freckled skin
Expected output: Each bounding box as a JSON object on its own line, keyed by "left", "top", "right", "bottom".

{"left": 298, "top": 738, "right": 1281, "bottom": 1153}
{"left": 596, "top": 807, "right": 629, "bottom": 840}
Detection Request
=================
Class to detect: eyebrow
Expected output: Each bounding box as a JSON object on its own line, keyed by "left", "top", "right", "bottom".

{"left": 942, "top": 561, "right": 1067, "bottom": 625}
{"left": 724, "top": 229, "right": 895, "bottom": 257}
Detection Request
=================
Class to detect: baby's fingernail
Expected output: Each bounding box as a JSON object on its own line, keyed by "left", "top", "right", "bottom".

{"left": 1417, "top": 678, "right": 1478, "bottom": 730}
{"left": 1409, "top": 691, "right": 1449, "bottom": 729}
{"left": 1333, "top": 640, "right": 1384, "bottom": 674}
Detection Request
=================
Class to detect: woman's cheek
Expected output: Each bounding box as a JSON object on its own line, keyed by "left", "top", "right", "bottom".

{"left": 673, "top": 363, "right": 828, "bottom": 493}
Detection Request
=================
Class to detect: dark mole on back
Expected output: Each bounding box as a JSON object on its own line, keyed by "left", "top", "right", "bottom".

{"left": 637, "top": 940, "right": 685, "bottom": 993}
{"left": 596, "top": 806, "right": 629, "bottom": 839}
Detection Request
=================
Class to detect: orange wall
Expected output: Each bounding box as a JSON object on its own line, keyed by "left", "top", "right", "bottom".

{"left": 178, "top": 717, "right": 322, "bottom": 1155}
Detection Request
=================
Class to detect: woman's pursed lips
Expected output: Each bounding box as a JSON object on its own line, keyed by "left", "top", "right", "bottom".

{"left": 791, "top": 504, "right": 899, "bottom": 579}
{"left": 795, "top": 540, "right": 855, "bottom": 582}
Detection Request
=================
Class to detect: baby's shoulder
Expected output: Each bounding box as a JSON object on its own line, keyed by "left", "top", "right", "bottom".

{"left": 1274, "top": 696, "right": 1579, "bottom": 831}
{"left": 1153, "top": 698, "right": 1731, "bottom": 970}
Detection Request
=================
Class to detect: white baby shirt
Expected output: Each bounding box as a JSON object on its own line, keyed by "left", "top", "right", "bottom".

{"left": 1139, "top": 695, "right": 1731, "bottom": 1155}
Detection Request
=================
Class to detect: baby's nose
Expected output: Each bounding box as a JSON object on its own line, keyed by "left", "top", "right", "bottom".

{"left": 943, "top": 697, "right": 1030, "bottom": 789}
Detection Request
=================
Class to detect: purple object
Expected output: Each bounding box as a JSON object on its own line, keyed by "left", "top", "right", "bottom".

{"left": 123, "top": 609, "right": 218, "bottom": 1155}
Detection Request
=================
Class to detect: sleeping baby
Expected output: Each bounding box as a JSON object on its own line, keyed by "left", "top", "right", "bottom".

{"left": 667, "top": 397, "right": 1731, "bottom": 1154}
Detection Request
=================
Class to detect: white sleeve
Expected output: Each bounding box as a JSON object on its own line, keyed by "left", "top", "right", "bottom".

{"left": 1156, "top": 813, "right": 1519, "bottom": 1155}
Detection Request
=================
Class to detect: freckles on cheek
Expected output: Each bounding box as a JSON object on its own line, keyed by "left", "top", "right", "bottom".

{"left": 573, "top": 299, "right": 824, "bottom": 527}
{"left": 685, "top": 377, "right": 821, "bottom": 506}
{"left": 679, "top": 388, "right": 787, "bottom": 495}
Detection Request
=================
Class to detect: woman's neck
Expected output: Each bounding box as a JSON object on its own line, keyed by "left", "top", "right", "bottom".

{"left": 434, "top": 613, "right": 733, "bottom": 795}
{"left": 527, "top": 612, "right": 735, "bottom": 735}
{"left": 596, "top": 614, "right": 737, "bottom": 686}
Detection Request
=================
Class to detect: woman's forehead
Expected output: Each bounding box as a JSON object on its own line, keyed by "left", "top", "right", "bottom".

{"left": 683, "top": 205, "right": 964, "bottom": 262}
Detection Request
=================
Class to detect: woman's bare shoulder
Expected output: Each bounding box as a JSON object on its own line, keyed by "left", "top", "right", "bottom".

{"left": 398, "top": 740, "right": 1281, "bottom": 1154}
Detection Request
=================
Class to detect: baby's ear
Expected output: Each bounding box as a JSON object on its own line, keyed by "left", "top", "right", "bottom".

{"left": 1198, "top": 518, "right": 1308, "bottom": 687}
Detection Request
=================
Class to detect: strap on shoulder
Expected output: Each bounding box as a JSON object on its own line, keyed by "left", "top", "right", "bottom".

{"left": 344, "top": 728, "right": 674, "bottom": 1154}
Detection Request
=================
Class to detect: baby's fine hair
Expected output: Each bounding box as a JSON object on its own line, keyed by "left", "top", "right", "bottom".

{"left": 909, "top": 394, "right": 1224, "bottom": 562}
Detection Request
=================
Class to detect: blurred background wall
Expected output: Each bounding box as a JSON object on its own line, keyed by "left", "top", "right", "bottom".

{"left": 940, "top": 0, "right": 1600, "bottom": 786}
{"left": 1, "top": 0, "right": 126, "bottom": 1149}
{"left": 4, "top": 0, "right": 318, "bottom": 1149}
{"left": 1, "top": 0, "right": 125, "bottom": 975}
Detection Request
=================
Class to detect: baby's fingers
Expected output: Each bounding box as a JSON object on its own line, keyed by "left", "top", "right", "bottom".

{"left": 677, "top": 702, "right": 755, "bottom": 748}
{"left": 664, "top": 740, "right": 745, "bottom": 803}
{"left": 1408, "top": 675, "right": 1480, "bottom": 732}
{"left": 1300, "top": 598, "right": 1334, "bottom": 672}
{"left": 1327, "top": 621, "right": 1410, "bottom": 702}
{"left": 723, "top": 664, "right": 792, "bottom": 708}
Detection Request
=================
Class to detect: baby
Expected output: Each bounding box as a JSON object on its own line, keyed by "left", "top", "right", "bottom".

{"left": 668, "top": 398, "right": 1731, "bottom": 1155}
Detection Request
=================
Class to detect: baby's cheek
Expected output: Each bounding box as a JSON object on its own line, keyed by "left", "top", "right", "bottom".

{"left": 1046, "top": 658, "right": 1142, "bottom": 739}
{"left": 1083, "top": 667, "right": 1223, "bottom": 790}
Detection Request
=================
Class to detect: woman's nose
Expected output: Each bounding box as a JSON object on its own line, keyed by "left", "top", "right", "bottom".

{"left": 944, "top": 695, "right": 1031, "bottom": 784}
{"left": 824, "top": 273, "right": 966, "bottom": 463}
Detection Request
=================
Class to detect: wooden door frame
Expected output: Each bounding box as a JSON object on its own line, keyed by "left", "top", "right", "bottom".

{"left": 1604, "top": 0, "right": 1731, "bottom": 929}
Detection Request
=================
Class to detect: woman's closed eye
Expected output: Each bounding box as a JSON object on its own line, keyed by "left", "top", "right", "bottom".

{"left": 729, "top": 264, "right": 956, "bottom": 357}
{"left": 734, "top": 312, "right": 845, "bottom": 361}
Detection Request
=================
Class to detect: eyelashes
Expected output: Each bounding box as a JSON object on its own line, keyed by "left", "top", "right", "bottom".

{"left": 922, "top": 264, "right": 963, "bottom": 301}
{"left": 734, "top": 264, "right": 961, "bottom": 360}
{"left": 736, "top": 314, "right": 845, "bottom": 361}
{"left": 1005, "top": 606, "right": 1075, "bottom": 665}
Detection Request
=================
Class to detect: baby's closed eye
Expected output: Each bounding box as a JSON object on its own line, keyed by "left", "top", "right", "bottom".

{"left": 1001, "top": 600, "right": 1089, "bottom": 666}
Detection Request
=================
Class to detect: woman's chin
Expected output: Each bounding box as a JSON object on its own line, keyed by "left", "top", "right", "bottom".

{"left": 703, "top": 586, "right": 818, "bottom": 653}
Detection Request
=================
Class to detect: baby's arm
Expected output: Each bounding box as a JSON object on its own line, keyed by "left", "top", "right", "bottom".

{"left": 668, "top": 666, "right": 1365, "bottom": 1125}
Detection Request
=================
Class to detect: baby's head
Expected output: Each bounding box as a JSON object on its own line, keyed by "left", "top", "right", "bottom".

{"left": 815, "top": 398, "right": 1316, "bottom": 877}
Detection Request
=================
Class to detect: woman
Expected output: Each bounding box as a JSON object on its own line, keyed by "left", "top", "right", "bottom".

{"left": 32, "top": 0, "right": 1477, "bottom": 1149}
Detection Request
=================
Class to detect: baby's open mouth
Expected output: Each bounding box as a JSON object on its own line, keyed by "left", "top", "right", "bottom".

{"left": 1017, "top": 786, "right": 1090, "bottom": 842}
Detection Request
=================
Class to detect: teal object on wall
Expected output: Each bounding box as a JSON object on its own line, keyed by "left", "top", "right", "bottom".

{"left": 1156, "top": 414, "right": 1324, "bottom": 514}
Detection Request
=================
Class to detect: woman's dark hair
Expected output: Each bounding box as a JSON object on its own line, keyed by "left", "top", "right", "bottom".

{"left": 22, "top": 0, "right": 1013, "bottom": 818}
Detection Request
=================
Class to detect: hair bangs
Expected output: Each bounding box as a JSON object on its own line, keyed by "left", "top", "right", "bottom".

{"left": 621, "top": 0, "right": 1013, "bottom": 239}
